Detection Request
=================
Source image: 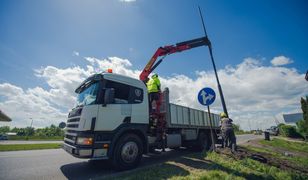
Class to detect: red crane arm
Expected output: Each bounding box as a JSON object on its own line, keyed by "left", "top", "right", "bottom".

{"left": 139, "top": 36, "right": 211, "bottom": 82}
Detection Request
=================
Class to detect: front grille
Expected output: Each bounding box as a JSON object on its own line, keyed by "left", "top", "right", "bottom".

{"left": 64, "top": 122, "right": 79, "bottom": 145}
{"left": 67, "top": 129, "right": 76, "bottom": 134}
{"left": 64, "top": 112, "right": 81, "bottom": 145}
{"left": 67, "top": 124, "right": 79, "bottom": 128}
{"left": 65, "top": 134, "right": 75, "bottom": 140}
{"left": 68, "top": 118, "right": 80, "bottom": 123}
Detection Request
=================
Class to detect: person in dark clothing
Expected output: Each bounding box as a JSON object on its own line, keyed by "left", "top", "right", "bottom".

{"left": 220, "top": 112, "right": 236, "bottom": 152}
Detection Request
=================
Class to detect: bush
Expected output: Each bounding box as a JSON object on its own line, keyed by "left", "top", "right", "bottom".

{"left": 279, "top": 124, "right": 303, "bottom": 138}
{"left": 297, "top": 119, "right": 308, "bottom": 140}
{"left": 8, "top": 135, "right": 64, "bottom": 140}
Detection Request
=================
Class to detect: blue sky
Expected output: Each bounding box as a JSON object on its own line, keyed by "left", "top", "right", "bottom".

{"left": 1, "top": 0, "right": 307, "bottom": 87}
{"left": 0, "top": 0, "right": 307, "bottom": 129}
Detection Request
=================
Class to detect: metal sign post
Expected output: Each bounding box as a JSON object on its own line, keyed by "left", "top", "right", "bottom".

{"left": 198, "top": 87, "right": 216, "bottom": 151}
{"left": 207, "top": 106, "right": 216, "bottom": 151}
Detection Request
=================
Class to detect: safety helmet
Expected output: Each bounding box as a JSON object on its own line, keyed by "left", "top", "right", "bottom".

{"left": 220, "top": 112, "right": 227, "bottom": 118}
{"left": 152, "top": 73, "right": 158, "bottom": 78}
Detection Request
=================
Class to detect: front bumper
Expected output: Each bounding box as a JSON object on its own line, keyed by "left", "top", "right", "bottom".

{"left": 62, "top": 142, "right": 109, "bottom": 160}
{"left": 63, "top": 142, "right": 92, "bottom": 158}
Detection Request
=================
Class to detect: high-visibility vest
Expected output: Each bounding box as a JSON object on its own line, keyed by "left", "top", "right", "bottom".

{"left": 147, "top": 77, "right": 160, "bottom": 93}
{"left": 221, "top": 118, "right": 233, "bottom": 130}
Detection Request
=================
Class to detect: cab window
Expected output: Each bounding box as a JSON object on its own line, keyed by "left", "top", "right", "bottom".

{"left": 105, "top": 80, "right": 143, "bottom": 104}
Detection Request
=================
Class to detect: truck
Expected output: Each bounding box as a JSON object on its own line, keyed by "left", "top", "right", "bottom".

{"left": 62, "top": 36, "right": 223, "bottom": 170}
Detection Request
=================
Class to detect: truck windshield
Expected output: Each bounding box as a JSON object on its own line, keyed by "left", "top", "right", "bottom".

{"left": 76, "top": 82, "right": 99, "bottom": 106}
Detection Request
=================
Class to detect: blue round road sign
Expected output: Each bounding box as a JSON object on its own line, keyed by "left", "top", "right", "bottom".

{"left": 198, "top": 87, "right": 216, "bottom": 106}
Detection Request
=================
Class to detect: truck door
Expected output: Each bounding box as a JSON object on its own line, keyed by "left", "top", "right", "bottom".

{"left": 96, "top": 80, "right": 132, "bottom": 131}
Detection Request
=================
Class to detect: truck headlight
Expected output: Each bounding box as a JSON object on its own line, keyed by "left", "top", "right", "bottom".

{"left": 76, "top": 137, "right": 93, "bottom": 145}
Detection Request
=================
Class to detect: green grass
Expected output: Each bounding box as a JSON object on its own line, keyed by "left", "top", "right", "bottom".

{"left": 0, "top": 143, "right": 62, "bottom": 151}
{"left": 111, "top": 152, "right": 307, "bottom": 180}
{"left": 8, "top": 136, "right": 64, "bottom": 141}
{"left": 235, "top": 131, "right": 252, "bottom": 135}
{"left": 259, "top": 138, "right": 308, "bottom": 153}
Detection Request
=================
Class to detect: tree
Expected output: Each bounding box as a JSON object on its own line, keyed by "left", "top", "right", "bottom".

{"left": 25, "top": 127, "right": 35, "bottom": 136}
{"left": 0, "top": 126, "right": 10, "bottom": 134}
{"left": 232, "top": 124, "right": 246, "bottom": 134}
{"left": 2, "top": 125, "right": 64, "bottom": 137}
{"left": 232, "top": 124, "right": 240, "bottom": 132}
{"left": 297, "top": 96, "right": 308, "bottom": 139}
{"left": 280, "top": 124, "right": 302, "bottom": 138}
{"left": 16, "top": 128, "right": 26, "bottom": 136}
{"left": 301, "top": 96, "right": 308, "bottom": 122}
{"left": 34, "top": 124, "right": 64, "bottom": 137}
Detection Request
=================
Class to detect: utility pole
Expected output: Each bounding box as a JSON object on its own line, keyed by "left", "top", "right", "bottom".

{"left": 248, "top": 118, "right": 252, "bottom": 132}
{"left": 26, "top": 118, "right": 33, "bottom": 140}
{"left": 198, "top": 6, "right": 229, "bottom": 117}
{"left": 30, "top": 118, "right": 33, "bottom": 128}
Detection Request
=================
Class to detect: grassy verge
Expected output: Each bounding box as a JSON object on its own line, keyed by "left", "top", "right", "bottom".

{"left": 111, "top": 151, "right": 306, "bottom": 180}
{"left": 8, "top": 136, "right": 64, "bottom": 141}
{"left": 259, "top": 138, "right": 308, "bottom": 153}
{"left": 246, "top": 141, "right": 308, "bottom": 169}
{"left": 111, "top": 138, "right": 308, "bottom": 180}
{"left": 245, "top": 144, "right": 308, "bottom": 170}
{"left": 0, "top": 143, "right": 62, "bottom": 151}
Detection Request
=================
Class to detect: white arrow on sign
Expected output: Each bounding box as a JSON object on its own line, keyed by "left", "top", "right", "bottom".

{"left": 200, "top": 90, "right": 214, "bottom": 104}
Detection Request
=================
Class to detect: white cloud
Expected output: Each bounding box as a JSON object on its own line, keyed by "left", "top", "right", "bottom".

{"left": 0, "top": 56, "right": 307, "bottom": 130}
{"left": 72, "top": 51, "right": 79, "bottom": 56}
{"left": 271, "top": 55, "right": 293, "bottom": 66}
{"left": 84, "top": 56, "right": 140, "bottom": 79}
{"left": 161, "top": 58, "right": 307, "bottom": 130}
{"left": 119, "top": 0, "right": 136, "bottom": 2}
{"left": 0, "top": 83, "right": 67, "bottom": 128}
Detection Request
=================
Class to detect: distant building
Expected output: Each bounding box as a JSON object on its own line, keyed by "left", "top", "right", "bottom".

{"left": 283, "top": 113, "right": 303, "bottom": 126}
{"left": 0, "top": 110, "right": 12, "bottom": 122}
{"left": 6, "top": 132, "right": 17, "bottom": 136}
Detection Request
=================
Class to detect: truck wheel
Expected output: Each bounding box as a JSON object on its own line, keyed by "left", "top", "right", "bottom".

{"left": 194, "top": 132, "right": 210, "bottom": 151}
{"left": 112, "top": 134, "right": 143, "bottom": 170}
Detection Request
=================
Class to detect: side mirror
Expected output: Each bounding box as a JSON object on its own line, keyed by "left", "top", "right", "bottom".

{"left": 103, "top": 88, "right": 115, "bottom": 106}
{"left": 59, "top": 122, "right": 66, "bottom": 129}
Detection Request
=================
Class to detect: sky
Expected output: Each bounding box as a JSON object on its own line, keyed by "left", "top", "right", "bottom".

{"left": 0, "top": 0, "right": 307, "bottom": 130}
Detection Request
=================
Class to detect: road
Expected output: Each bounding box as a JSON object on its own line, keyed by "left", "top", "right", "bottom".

{"left": 0, "top": 134, "right": 262, "bottom": 180}
{"left": 236, "top": 134, "right": 263, "bottom": 144}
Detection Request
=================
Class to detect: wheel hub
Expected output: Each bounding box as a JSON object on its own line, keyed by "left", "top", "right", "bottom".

{"left": 121, "top": 141, "right": 138, "bottom": 163}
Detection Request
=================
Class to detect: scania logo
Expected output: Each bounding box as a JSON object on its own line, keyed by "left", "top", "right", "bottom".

{"left": 135, "top": 89, "right": 141, "bottom": 97}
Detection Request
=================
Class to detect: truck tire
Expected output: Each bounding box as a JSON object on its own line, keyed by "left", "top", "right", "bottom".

{"left": 194, "top": 132, "right": 210, "bottom": 151}
{"left": 112, "top": 133, "right": 143, "bottom": 170}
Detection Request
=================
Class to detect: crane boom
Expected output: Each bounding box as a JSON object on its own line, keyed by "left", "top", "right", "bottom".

{"left": 139, "top": 36, "right": 211, "bottom": 82}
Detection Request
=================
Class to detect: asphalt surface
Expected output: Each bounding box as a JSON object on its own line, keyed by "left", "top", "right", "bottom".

{"left": 237, "top": 134, "right": 263, "bottom": 144}
{"left": 0, "top": 134, "right": 263, "bottom": 180}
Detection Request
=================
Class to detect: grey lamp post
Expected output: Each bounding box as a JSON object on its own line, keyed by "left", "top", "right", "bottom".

{"left": 198, "top": 7, "right": 229, "bottom": 117}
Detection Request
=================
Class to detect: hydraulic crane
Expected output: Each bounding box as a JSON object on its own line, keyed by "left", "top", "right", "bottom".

{"left": 139, "top": 36, "right": 212, "bottom": 115}
{"left": 139, "top": 34, "right": 229, "bottom": 119}
{"left": 139, "top": 36, "right": 211, "bottom": 82}
{"left": 139, "top": 36, "right": 213, "bottom": 150}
